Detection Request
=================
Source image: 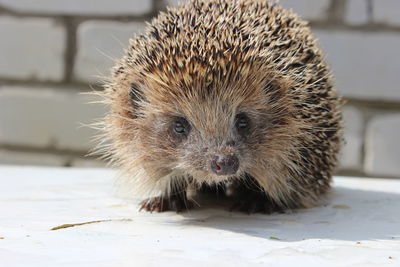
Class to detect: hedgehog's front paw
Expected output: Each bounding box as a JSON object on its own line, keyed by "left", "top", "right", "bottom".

{"left": 229, "top": 191, "right": 282, "bottom": 214}
{"left": 139, "top": 194, "right": 194, "bottom": 213}
{"left": 139, "top": 196, "right": 166, "bottom": 212}
{"left": 229, "top": 195, "right": 270, "bottom": 214}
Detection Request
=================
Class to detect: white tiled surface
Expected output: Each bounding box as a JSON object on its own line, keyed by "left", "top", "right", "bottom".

{"left": 0, "top": 166, "right": 399, "bottom": 266}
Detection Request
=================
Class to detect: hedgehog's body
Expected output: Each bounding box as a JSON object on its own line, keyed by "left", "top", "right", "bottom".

{"left": 100, "top": 0, "right": 343, "bottom": 213}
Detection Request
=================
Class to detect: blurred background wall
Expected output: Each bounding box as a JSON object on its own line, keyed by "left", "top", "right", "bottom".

{"left": 0, "top": 0, "right": 399, "bottom": 177}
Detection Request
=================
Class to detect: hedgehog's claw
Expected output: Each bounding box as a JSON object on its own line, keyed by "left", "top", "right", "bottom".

{"left": 139, "top": 196, "right": 166, "bottom": 212}
{"left": 139, "top": 194, "right": 194, "bottom": 213}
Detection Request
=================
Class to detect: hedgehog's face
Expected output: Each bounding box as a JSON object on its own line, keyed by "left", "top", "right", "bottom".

{"left": 142, "top": 106, "right": 259, "bottom": 184}
{"left": 171, "top": 112, "right": 249, "bottom": 177}
{"left": 151, "top": 110, "right": 253, "bottom": 183}
{"left": 121, "top": 72, "right": 294, "bottom": 186}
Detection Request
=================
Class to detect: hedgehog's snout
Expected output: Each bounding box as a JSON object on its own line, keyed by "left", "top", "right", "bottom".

{"left": 210, "top": 154, "right": 239, "bottom": 176}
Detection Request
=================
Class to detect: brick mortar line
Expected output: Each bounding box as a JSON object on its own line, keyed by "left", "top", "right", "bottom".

{"left": 337, "top": 169, "right": 367, "bottom": 177}
{"left": 0, "top": 144, "right": 97, "bottom": 159}
{"left": 154, "top": 0, "right": 167, "bottom": 12}
{"left": 346, "top": 99, "right": 400, "bottom": 111}
{"left": 328, "top": 0, "right": 346, "bottom": 23}
{"left": 0, "top": 4, "right": 159, "bottom": 22}
{"left": 2, "top": 4, "right": 400, "bottom": 32}
{"left": 366, "top": 0, "right": 373, "bottom": 22}
{"left": 310, "top": 21, "right": 400, "bottom": 33}
{"left": 337, "top": 170, "right": 400, "bottom": 179}
{"left": 63, "top": 17, "right": 78, "bottom": 83}
{"left": 0, "top": 80, "right": 102, "bottom": 91}
{"left": 360, "top": 116, "right": 370, "bottom": 177}
{"left": 1, "top": 14, "right": 400, "bottom": 33}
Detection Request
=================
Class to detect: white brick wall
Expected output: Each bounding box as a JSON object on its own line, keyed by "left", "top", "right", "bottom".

{"left": 166, "top": 0, "right": 332, "bottom": 21}
{"left": 0, "top": 16, "right": 65, "bottom": 81}
{"left": 74, "top": 21, "right": 146, "bottom": 83}
{"left": 164, "top": 0, "right": 183, "bottom": 7}
{"left": 0, "top": 0, "right": 399, "bottom": 177}
{"left": 373, "top": 0, "right": 400, "bottom": 26}
{"left": 346, "top": 0, "right": 370, "bottom": 25}
{"left": 279, "top": 0, "right": 331, "bottom": 21}
{"left": 0, "top": 0, "right": 152, "bottom": 16}
{"left": 339, "top": 106, "right": 364, "bottom": 170}
{"left": 365, "top": 114, "right": 400, "bottom": 177}
{"left": 316, "top": 30, "right": 400, "bottom": 101}
{"left": 0, "top": 87, "right": 106, "bottom": 151}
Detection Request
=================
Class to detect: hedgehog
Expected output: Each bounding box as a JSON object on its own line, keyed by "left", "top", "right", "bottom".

{"left": 96, "top": 0, "right": 343, "bottom": 214}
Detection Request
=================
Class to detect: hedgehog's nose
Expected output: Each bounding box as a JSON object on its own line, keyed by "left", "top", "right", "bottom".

{"left": 211, "top": 154, "right": 239, "bottom": 176}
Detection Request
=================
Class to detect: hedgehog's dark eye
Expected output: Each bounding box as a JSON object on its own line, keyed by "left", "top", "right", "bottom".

{"left": 237, "top": 116, "right": 248, "bottom": 129}
{"left": 175, "top": 121, "right": 185, "bottom": 134}
{"left": 235, "top": 113, "right": 250, "bottom": 134}
{"left": 173, "top": 117, "right": 190, "bottom": 136}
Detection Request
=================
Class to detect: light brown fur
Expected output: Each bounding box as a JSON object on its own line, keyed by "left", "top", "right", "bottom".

{"left": 94, "top": 0, "right": 343, "bottom": 213}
